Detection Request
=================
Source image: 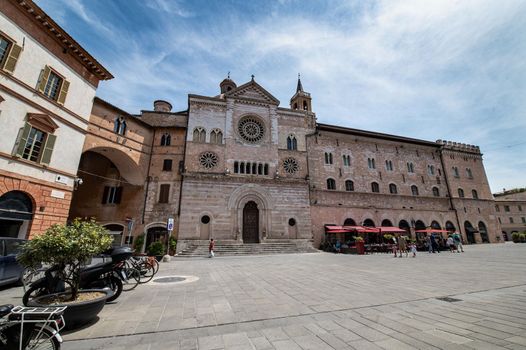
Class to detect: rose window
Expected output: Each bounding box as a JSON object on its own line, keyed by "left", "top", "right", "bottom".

{"left": 238, "top": 117, "right": 265, "bottom": 143}
{"left": 283, "top": 158, "right": 299, "bottom": 174}
{"left": 199, "top": 152, "right": 218, "bottom": 169}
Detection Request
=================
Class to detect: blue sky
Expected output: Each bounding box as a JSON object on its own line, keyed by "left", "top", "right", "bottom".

{"left": 36, "top": 0, "right": 526, "bottom": 193}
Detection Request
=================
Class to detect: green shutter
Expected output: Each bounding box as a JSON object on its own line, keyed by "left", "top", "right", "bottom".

{"left": 57, "top": 80, "right": 70, "bottom": 105}
{"left": 40, "top": 133, "right": 56, "bottom": 165}
{"left": 37, "top": 66, "right": 51, "bottom": 93}
{"left": 3, "top": 44, "right": 22, "bottom": 73}
{"left": 14, "top": 122, "right": 32, "bottom": 158}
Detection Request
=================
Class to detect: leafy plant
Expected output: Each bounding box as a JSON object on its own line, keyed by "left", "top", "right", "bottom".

{"left": 353, "top": 236, "right": 364, "bottom": 242}
{"left": 133, "top": 234, "right": 145, "bottom": 252}
{"left": 512, "top": 232, "right": 520, "bottom": 243}
{"left": 383, "top": 234, "right": 393, "bottom": 241}
{"left": 169, "top": 237, "right": 177, "bottom": 252}
{"left": 18, "top": 218, "right": 112, "bottom": 300}
{"left": 147, "top": 241, "right": 165, "bottom": 256}
{"left": 520, "top": 233, "right": 526, "bottom": 243}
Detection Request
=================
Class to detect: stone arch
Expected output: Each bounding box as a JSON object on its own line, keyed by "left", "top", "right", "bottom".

{"left": 430, "top": 220, "right": 441, "bottom": 229}
{"left": 343, "top": 218, "right": 356, "bottom": 226}
{"left": 83, "top": 147, "right": 144, "bottom": 186}
{"left": 381, "top": 219, "right": 393, "bottom": 227}
{"left": 363, "top": 218, "right": 375, "bottom": 227}
{"left": 445, "top": 221, "right": 456, "bottom": 232}
{"left": 464, "top": 221, "right": 476, "bottom": 244}
{"left": 228, "top": 184, "right": 272, "bottom": 242}
{"left": 0, "top": 190, "right": 35, "bottom": 239}
{"left": 478, "top": 221, "right": 489, "bottom": 243}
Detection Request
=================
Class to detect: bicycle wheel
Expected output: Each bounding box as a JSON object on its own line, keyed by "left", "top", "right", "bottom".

{"left": 137, "top": 262, "right": 155, "bottom": 284}
{"left": 121, "top": 267, "right": 140, "bottom": 291}
{"left": 25, "top": 325, "right": 61, "bottom": 350}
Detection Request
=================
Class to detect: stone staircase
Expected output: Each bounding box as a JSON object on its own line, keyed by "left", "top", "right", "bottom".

{"left": 177, "top": 241, "right": 319, "bottom": 257}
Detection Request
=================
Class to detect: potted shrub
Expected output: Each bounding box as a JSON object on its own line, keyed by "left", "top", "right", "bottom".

{"left": 169, "top": 237, "right": 177, "bottom": 256}
{"left": 18, "top": 219, "right": 113, "bottom": 328}
{"left": 133, "top": 234, "right": 145, "bottom": 253}
{"left": 147, "top": 241, "right": 165, "bottom": 261}
{"left": 512, "top": 232, "right": 520, "bottom": 243}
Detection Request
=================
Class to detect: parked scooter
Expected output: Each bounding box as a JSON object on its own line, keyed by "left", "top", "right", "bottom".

{"left": 22, "top": 247, "right": 132, "bottom": 306}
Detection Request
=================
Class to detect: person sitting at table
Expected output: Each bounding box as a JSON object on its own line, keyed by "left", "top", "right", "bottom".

{"left": 334, "top": 240, "right": 342, "bottom": 253}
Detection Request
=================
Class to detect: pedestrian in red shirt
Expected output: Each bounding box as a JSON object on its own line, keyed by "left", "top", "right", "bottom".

{"left": 209, "top": 238, "right": 215, "bottom": 258}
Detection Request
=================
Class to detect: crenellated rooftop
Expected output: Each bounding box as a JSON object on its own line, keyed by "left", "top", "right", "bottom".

{"left": 436, "top": 140, "right": 481, "bottom": 154}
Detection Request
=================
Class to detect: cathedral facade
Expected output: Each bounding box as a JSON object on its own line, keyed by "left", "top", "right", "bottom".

{"left": 68, "top": 76, "right": 502, "bottom": 251}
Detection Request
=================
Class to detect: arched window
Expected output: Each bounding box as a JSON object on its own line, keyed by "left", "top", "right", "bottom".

{"left": 407, "top": 162, "right": 414, "bottom": 173}
{"left": 192, "top": 127, "right": 206, "bottom": 143}
{"left": 371, "top": 182, "right": 379, "bottom": 193}
{"left": 411, "top": 185, "right": 419, "bottom": 196}
{"left": 345, "top": 180, "right": 354, "bottom": 191}
{"left": 324, "top": 152, "right": 333, "bottom": 165}
{"left": 466, "top": 168, "right": 473, "bottom": 179}
{"left": 210, "top": 129, "right": 223, "bottom": 144}
{"left": 458, "top": 188, "right": 465, "bottom": 198}
{"left": 452, "top": 166, "right": 460, "bottom": 177}
{"left": 427, "top": 165, "right": 435, "bottom": 175}
{"left": 432, "top": 187, "right": 440, "bottom": 197}
{"left": 343, "top": 218, "right": 356, "bottom": 226}
{"left": 471, "top": 189, "right": 478, "bottom": 199}
{"left": 368, "top": 158, "right": 376, "bottom": 169}
{"left": 363, "top": 219, "right": 375, "bottom": 227}
{"left": 381, "top": 219, "right": 393, "bottom": 227}
{"left": 160, "top": 133, "right": 171, "bottom": 146}
{"left": 114, "top": 117, "right": 126, "bottom": 135}
{"left": 287, "top": 135, "right": 297, "bottom": 150}
{"left": 385, "top": 160, "right": 393, "bottom": 171}
{"left": 342, "top": 155, "right": 351, "bottom": 166}
{"left": 389, "top": 183, "right": 397, "bottom": 194}
{"left": 303, "top": 100, "right": 308, "bottom": 110}
{"left": 327, "top": 178, "right": 336, "bottom": 190}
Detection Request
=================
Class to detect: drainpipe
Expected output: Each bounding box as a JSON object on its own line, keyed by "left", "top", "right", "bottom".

{"left": 439, "top": 146, "right": 462, "bottom": 238}
{"left": 304, "top": 118, "right": 318, "bottom": 244}
{"left": 177, "top": 111, "right": 189, "bottom": 219}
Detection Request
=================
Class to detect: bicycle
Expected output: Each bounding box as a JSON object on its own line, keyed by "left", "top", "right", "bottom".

{"left": 0, "top": 304, "right": 66, "bottom": 350}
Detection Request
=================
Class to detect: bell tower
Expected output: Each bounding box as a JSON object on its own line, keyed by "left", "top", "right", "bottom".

{"left": 290, "top": 74, "right": 312, "bottom": 112}
{"left": 220, "top": 72, "right": 237, "bottom": 94}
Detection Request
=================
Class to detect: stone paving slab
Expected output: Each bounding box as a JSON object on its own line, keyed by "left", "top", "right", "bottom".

{"left": 1, "top": 243, "right": 525, "bottom": 349}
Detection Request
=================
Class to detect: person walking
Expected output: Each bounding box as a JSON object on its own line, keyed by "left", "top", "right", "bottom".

{"left": 392, "top": 235, "right": 398, "bottom": 257}
{"left": 398, "top": 235, "right": 408, "bottom": 257}
{"left": 426, "top": 235, "right": 432, "bottom": 253}
{"left": 446, "top": 235, "right": 455, "bottom": 252}
{"left": 410, "top": 241, "right": 417, "bottom": 257}
{"left": 453, "top": 232, "right": 464, "bottom": 253}
{"left": 430, "top": 233, "right": 440, "bottom": 253}
{"left": 208, "top": 238, "right": 215, "bottom": 258}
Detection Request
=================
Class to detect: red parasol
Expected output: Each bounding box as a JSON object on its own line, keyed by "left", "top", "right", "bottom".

{"left": 415, "top": 229, "right": 451, "bottom": 233}
{"left": 378, "top": 226, "right": 406, "bottom": 233}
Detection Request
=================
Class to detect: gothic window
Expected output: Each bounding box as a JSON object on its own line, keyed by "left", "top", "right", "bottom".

{"left": 427, "top": 165, "right": 435, "bottom": 175}
{"left": 193, "top": 127, "right": 206, "bottom": 143}
{"left": 371, "top": 182, "right": 379, "bottom": 193}
{"left": 283, "top": 158, "right": 299, "bottom": 174}
{"left": 452, "top": 166, "right": 460, "bottom": 178}
{"left": 466, "top": 168, "right": 473, "bottom": 179}
{"left": 327, "top": 178, "right": 336, "bottom": 190}
{"left": 345, "top": 180, "right": 354, "bottom": 191}
{"left": 432, "top": 187, "right": 440, "bottom": 197}
{"left": 303, "top": 100, "right": 308, "bottom": 110}
{"left": 238, "top": 116, "right": 265, "bottom": 143}
{"left": 389, "top": 183, "right": 397, "bottom": 194}
{"left": 343, "top": 155, "right": 351, "bottom": 167}
{"left": 324, "top": 152, "right": 333, "bottom": 165}
{"left": 199, "top": 152, "right": 218, "bottom": 169}
{"left": 210, "top": 129, "right": 223, "bottom": 144}
{"left": 407, "top": 162, "right": 414, "bottom": 173}
{"left": 368, "top": 158, "right": 376, "bottom": 169}
{"left": 458, "top": 188, "right": 465, "bottom": 198}
{"left": 287, "top": 135, "right": 297, "bottom": 150}
{"left": 160, "top": 133, "right": 171, "bottom": 146}
{"left": 472, "top": 189, "right": 478, "bottom": 199}
{"left": 385, "top": 160, "right": 393, "bottom": 171}
{"left": 411, "top": 185, "right": 419, "bottom": 196}
{"left": 114, "top": 117, "right": 126, "bottom": 135}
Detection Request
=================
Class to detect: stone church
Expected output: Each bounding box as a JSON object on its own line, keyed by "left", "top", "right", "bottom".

{"left": 68, "top": 75, "right": 501, "bottom": 252}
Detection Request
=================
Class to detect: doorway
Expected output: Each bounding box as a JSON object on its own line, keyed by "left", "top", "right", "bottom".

{"left": 243, "top": 201, "right": 259, "bottom": 243}
{"left": 0, "top": 191, "right": 33, "bottom": 238}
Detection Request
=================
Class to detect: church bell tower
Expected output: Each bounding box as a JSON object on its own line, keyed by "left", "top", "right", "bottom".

{"left": 290, "top": 74, "right": 312, "bottom": 112}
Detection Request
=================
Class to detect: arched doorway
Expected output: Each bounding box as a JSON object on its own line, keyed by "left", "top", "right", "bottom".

{"left": 414, "top": 220, "right": 426, "bottom": 231}
{"left": 0, "top": 191, "right": 33, "bottom": 238}
{"left": 343, "top": 218, "right": 356, "bottom": 226}
{"left": 381, "top": 219, "right": 393, "bottom": 227}
{"left": 478, "top": 221, "right": 489, "bottom": 243}
{"left": 445, "top": 221, "right": 456, "bottom": 232}
{"left": 502, "top": 231, "right": 508, "bottom": 241}
{"left": 104, "top": 224, "right": 124, "bottom": 247}
{"left": 243, "top": 201, "right": 259, "bottom": 243}
{"left": 200, "top": 215, "right": 211, "bottom": 240}
{"left": 464, "top": 221, "right": 476, "bottom": 244}
{"left": 146, "top": 226, "right": 168, "bottom": 250}
{"left": 363, "top": 219, "right": 375, "bottom": 227}
{"left": 431, "top": 221, "right": 441, "bottom": 229}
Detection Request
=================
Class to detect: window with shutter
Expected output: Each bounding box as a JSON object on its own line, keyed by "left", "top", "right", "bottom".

{"left": 159, "top": 184, "right": 170, "bottom": 203}
{"left": 2, "top": 39, "right": 22, "bottom": 74}
{"left": 40, "top": 133, "right": 56, "bottom": 165}
{"left": 57, "top": 80, "right": 70, "bottom": 105}
{"left": 37, "top": 66, "right": 69, "bottom": 103}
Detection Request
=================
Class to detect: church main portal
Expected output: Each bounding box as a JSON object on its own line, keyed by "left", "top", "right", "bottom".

{"left": 243, "top": 201, "right": 259, "bottom": 243}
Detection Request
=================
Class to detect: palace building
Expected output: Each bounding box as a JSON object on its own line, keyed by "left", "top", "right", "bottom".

{"left": 65, "top": 75, "right": 502, "bottom": 252}
{"left": 0, "top": 0, "right": 112, "bottom": 239}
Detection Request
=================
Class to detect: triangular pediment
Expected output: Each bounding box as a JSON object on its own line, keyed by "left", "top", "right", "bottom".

{"left": 225, "top": 80, "right": 280, "bottom": 105}
{"left": 27, "top": 113, "right": 59, "bottom": 133}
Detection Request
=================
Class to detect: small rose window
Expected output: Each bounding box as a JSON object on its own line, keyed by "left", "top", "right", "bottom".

{"left": 199, "top": 152, "right": 218, "bottom": 169}
{"left": 283, "top": 157, "right": 299, "bottom": 174}
{"left": 238, "top": 116, "right": 265, "bottom": 143}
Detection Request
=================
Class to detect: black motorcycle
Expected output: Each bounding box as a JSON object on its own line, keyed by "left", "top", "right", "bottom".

{"left": 22, "top": 247, "right": 132, "bottom": 306}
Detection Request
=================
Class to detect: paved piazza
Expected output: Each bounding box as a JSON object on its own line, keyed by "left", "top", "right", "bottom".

{"left": 2, "top": 244, "right": 526, "bottom": 349}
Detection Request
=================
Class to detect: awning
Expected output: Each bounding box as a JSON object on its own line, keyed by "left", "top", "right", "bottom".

{"left": 325, "top": 225, "right": 349, "bottom": 233}
{"left": 378, "top": 226, "right": 406, "bottom": 233}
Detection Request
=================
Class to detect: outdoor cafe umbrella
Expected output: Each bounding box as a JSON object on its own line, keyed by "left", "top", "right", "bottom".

{"left": 414, "top": 229, "right": 451, "bottom": 233}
